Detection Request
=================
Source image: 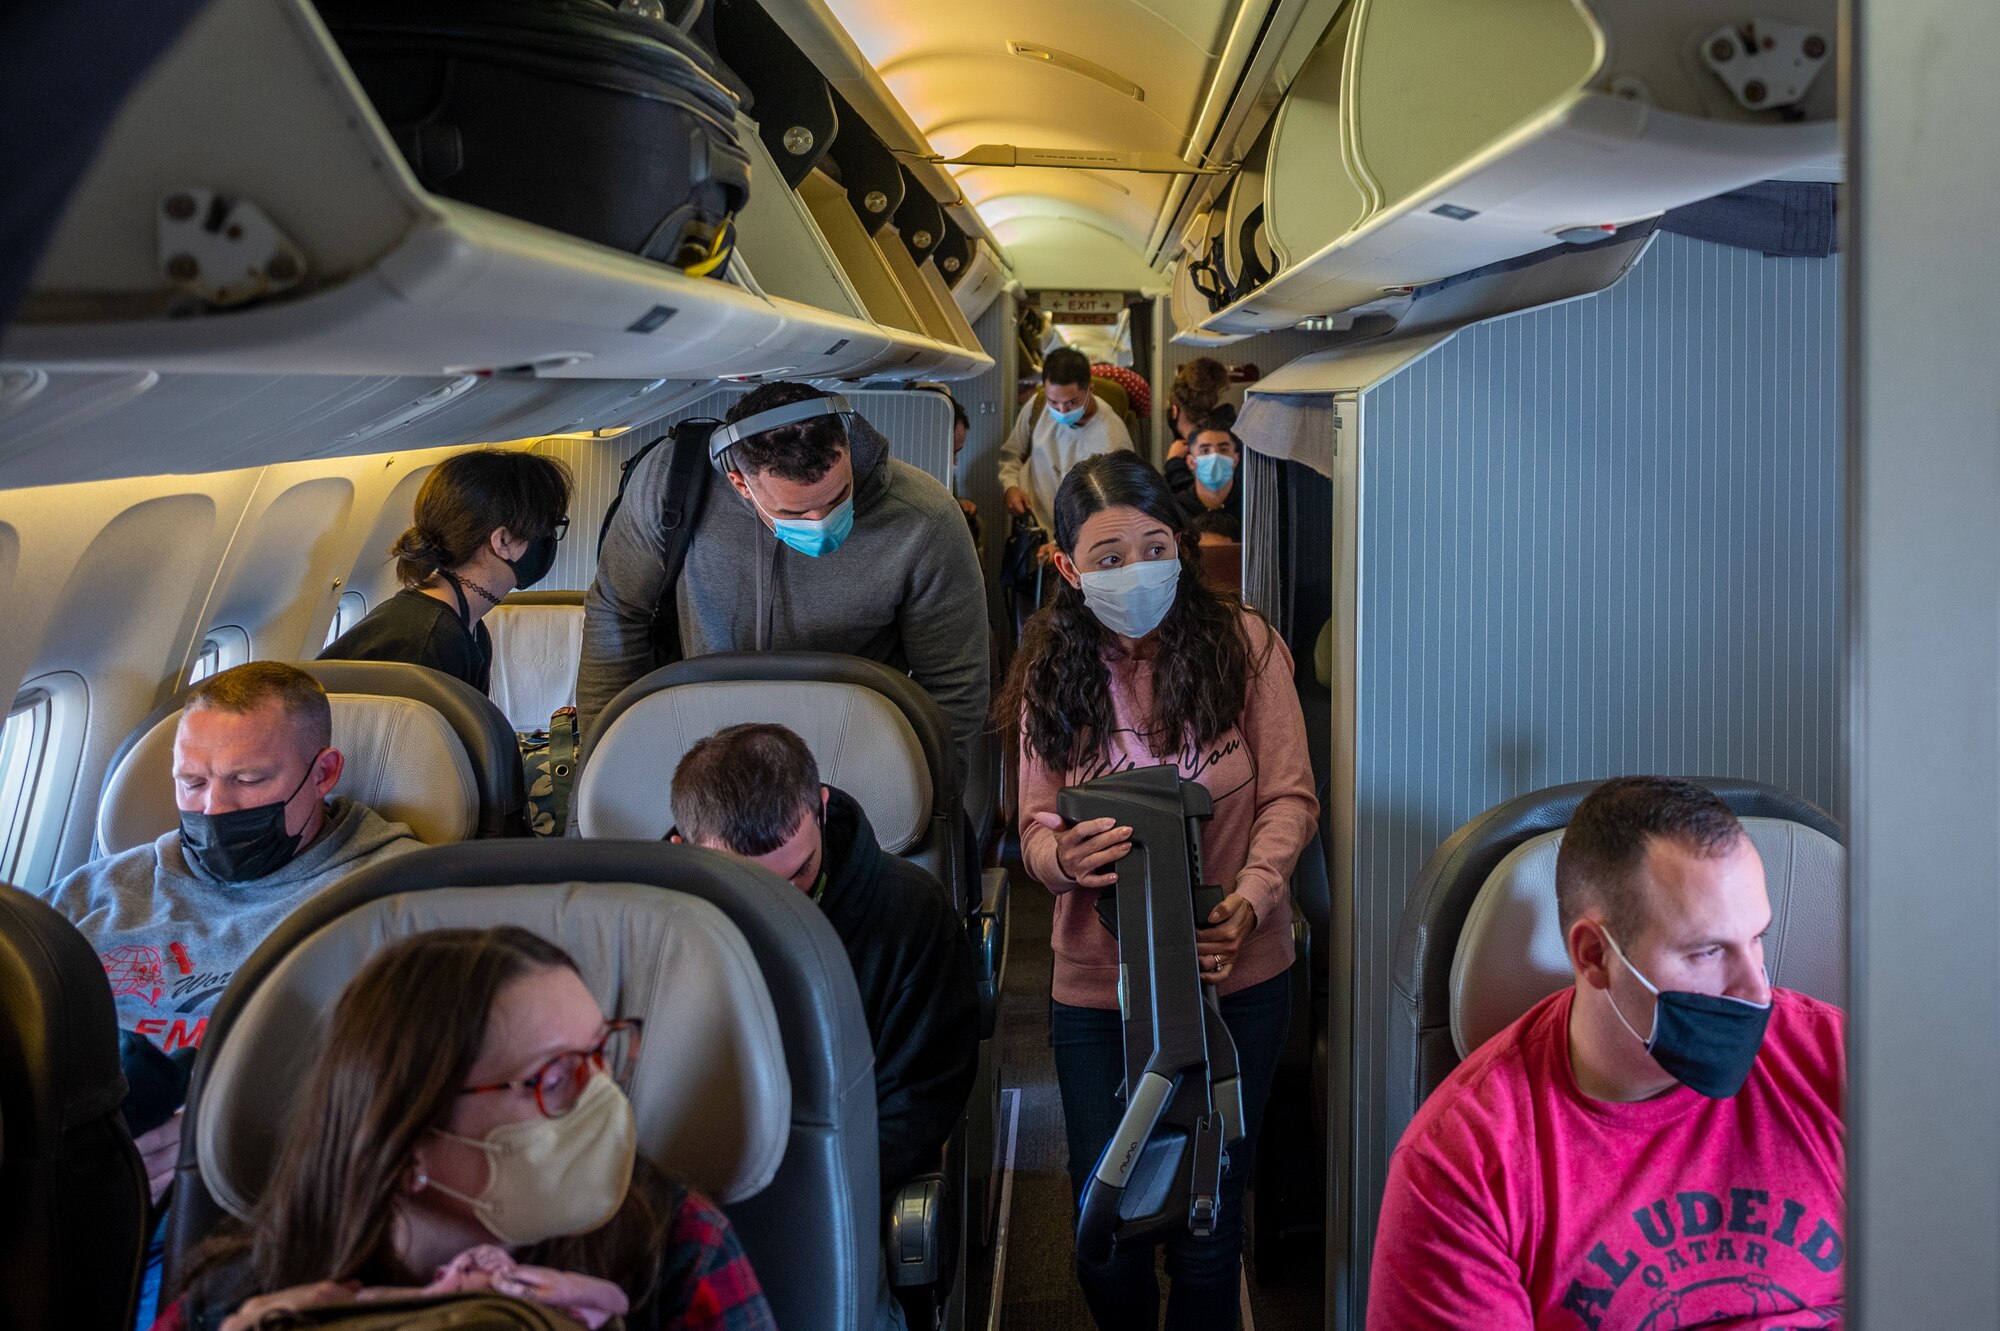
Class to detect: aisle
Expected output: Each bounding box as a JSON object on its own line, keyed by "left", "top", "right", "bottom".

{"left": 967, "top": 873, "right": 1326, "bottom": 1331}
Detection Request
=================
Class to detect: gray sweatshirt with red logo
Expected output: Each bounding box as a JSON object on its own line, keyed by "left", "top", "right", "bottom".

{"left": 43, "top": 797, "right": 419, "bottom": 1051}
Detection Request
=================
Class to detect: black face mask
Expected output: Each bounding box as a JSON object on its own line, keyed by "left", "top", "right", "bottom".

{"left": 179, "top": 755, "right": 322, "bottom": 883}
{"left": 1602, "top": 928, "right": 1773, "bottom": 1099}
{"left": 505, "top": 517, "right": 567, "bottom": 591}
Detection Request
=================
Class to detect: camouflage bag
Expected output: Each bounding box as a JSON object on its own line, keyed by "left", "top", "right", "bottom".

{"left": 518, "top": 706, "right": 579, "bottom": 837}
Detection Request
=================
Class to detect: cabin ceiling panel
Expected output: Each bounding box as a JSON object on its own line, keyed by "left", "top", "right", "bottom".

{"left": 823, "top": 0, "right": 1245, "bottom": 285}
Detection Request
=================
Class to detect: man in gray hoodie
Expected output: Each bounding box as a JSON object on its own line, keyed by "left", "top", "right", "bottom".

{"left": 577, "top": 382, "right": 989, "bottom": 785}
{"left": 45, "top": 661, "right": 420, "bottom": 1194}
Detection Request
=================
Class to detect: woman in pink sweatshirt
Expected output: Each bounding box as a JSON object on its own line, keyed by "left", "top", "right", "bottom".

{"left": 999, "top": 451, "right": 1318, "bottom": 1331}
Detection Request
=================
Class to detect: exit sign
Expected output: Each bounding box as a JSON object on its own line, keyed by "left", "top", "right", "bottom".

{"left": 1040, "top": 290, "right": 1125, "bottom": 324}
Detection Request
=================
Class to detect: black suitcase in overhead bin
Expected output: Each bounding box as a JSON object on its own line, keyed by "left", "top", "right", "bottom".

{"left": 318, "top": 0, "right": 753, "bottom": 276}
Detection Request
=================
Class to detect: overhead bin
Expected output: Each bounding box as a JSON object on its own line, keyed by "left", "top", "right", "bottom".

{"left": 950, "top": 238, "right": 1009, "bottom": 325}
{"left": 0, "top": 0, "right": 989, "bottom": 463}
{"left": 719, "top": 2, "right": 987, "bottom": 366}
{"left": 1198, "top": 0, "right": 1838, "bottom": 336}
{"left": 1169, "top": 263, "right": 1248, "bottom": 348}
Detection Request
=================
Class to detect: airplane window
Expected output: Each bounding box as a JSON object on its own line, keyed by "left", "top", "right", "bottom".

{"left": 0, "top": 672, "right": 85, "bottom": 892}
{"left": 0, "top": 690, "right": 51, "bottom": 884}
{"left": 188, "top": 625, "right": 251, "bottom": 685}
{"left": 322, "top": 590, "right": 367, "bottom": 649}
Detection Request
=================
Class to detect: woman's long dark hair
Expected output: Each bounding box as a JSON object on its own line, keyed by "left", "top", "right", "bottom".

{"left": 997, "top": 451, "right": 1270, "bottom": 771}
{"left": 186, "top": 927, "right": 668, "bottom": 1307}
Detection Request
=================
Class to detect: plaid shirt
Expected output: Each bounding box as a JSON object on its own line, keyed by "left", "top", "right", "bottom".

{"left": 655, "top": 1183, "right": 776, "bottom": 1331}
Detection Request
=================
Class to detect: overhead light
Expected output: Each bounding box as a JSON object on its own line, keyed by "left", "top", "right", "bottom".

{"left": 1007, "top": 41, "right": 1144, "bottom": 101}
{"left": 938, "top": 144, "right": 1227, "bottom": 175}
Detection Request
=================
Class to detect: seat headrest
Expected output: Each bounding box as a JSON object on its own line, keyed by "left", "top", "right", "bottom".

{"left": 580, "top": 679, "right": 933, "bottom": 852}
{"left": 1449, "top": 817, "right": 1848, "bottom": 1058}
{"left": 485, "top": 595, "right": 586, "bottom": 731}
{"left": 197, "top": 883, "right": 791, "bottom": 1220}
{"left": 0, "top": 885, "right": 130, "bottom": 1136}
{"left": 97, "top": 694, "right": 479, "bottom": 852}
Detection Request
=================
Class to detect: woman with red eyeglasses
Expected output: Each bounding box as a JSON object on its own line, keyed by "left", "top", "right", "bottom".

{"left": 157, "top": 926, "right": 775, "bottom": 1331}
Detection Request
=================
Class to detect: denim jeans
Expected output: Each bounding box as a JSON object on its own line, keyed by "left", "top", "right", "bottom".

{"left": 1050, "top": 971, "right": 1291, "bottom": 1331}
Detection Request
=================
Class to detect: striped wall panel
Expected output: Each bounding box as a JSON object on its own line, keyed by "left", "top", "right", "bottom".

{"left": 1345, "top": 230, "right": 1843, "bottom": 1304}
{"left": 959, "top": 295, "right": 1017, "bottom": 591}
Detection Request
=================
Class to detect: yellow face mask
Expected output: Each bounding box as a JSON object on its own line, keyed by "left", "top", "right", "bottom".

{"left": 427, "top": 1070, "right": 638, "bottom": 1245}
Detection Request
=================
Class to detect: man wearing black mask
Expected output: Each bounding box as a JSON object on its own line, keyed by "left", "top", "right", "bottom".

{"left": 1368, "top": 777, "right": 1845, "bottom": 1329}
{"left": 45, "top": 662, "right": 420, "bottom": 1200}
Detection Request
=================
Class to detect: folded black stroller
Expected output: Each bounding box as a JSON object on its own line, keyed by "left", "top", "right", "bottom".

{"left": 1059, "top": 763, "right": 1246, "bottom": 1264}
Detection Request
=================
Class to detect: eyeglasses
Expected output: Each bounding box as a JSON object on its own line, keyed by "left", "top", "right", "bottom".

{"left": 460, "top": 1017, "right": 643, "bottom": 1118}
{"left": 551, "top": 515, "right": 571, "bottom": 543}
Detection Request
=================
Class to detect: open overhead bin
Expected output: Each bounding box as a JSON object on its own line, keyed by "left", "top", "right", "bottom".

{"left": 1169, "top": 254, "right": 1250, "bottom": 348}
{"left": 950, "top": 237, "right": 1009, "bottom": 325}
{"left": 718, "top": 5, "right": 988, "bottom": 370}
{"left": 1, "top": 0, "right": 989, "bottom": 477}
{"left": 1199, "top": 0, "right": 1838, "bottom": 336}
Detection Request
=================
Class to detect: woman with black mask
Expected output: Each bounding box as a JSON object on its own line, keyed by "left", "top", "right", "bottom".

{"left": 323, "top": 450, "right": 571, "bottom": 694}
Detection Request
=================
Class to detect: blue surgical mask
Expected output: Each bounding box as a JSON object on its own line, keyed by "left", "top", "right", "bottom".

{"left": 742, "top": 479, "right": 855, "bottom": 558}
{"left": 1192, "top": 454, "right": 1236, "bottom": 489}
{"left": 1047, "top": 402, "right": 1086, "bottom": 428}
{"left": 1079, "top": 558, "right": 1181, "bottom": 638}
{"left": 771, "top": 497, "right": 854, "bottom": 558}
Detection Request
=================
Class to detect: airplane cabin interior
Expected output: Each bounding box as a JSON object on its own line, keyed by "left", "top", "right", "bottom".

{"left": 1, "top": 0, "right": 1994, "bottom": 1327}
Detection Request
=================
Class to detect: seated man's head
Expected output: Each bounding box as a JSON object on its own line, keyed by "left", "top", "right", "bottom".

{"left": 174, "top": 662, "right": 342, "bottom": 882}
{"left": 1041, "top": 347, "right": 1095, "bottom": 428}
{"left": 719, "top": 382, "right": 853, "bottom": 556}
{"left": 1555, "top": 776, "right": 1773, "bottom": 1098}
{"left": 951, "top": 396, "right": 970, "bottom": 462}
{"left": 670, "top": 723, "right": 828, "bottom": 894}
{"left": 258, "top": 926, "right": 645, "bottom": 1279}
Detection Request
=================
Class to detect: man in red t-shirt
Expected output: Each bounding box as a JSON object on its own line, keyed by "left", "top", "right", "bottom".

{"left": 1369, "top": 777, "right": 1845, "bottom": 1331}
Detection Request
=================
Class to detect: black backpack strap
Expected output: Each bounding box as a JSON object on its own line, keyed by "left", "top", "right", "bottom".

{"left": 595, "top": 418, "right": 718, "bottom": 667}
{"left": 648, "top": 418, "right": 718, "bottom": 664}
{"left": 598, "top": 434, "right": 668, "bottom": 556}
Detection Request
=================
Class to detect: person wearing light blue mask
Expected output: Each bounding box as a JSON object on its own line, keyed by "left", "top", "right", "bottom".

{"left": 999, "top": 449, "right": 1317, "bottom": 1331}
{"left": 998, "top": 346, "right": 1135, "bottom": 538}
{"left": 1166, "top": 412, "right": 1243, "bottom": 542}
{"left": 736, "top": 472, "right": 856, "bottom": 559}
{"left": 578, "top": 380, "right": 991, "bottom": 797}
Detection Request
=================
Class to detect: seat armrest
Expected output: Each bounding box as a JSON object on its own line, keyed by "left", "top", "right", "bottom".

{"left": 971, "top": 868, "right": 1010, "bottom": 1038}
{"left": 887, "top": 1172, "right": 945, "bottom": 1287}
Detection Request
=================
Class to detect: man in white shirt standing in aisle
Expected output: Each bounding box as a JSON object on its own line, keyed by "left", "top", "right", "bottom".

{"left": 998, "top": 346, "right": 1134, "bottom": 536}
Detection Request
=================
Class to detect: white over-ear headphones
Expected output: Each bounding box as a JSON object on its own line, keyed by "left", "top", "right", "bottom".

{"left": 706, "top": 393, "right": 855, "bottom": 466}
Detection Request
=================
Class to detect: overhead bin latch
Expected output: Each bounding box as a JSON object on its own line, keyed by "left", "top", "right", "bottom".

{"left": 1699, "top": 20, "right": 1831, "bottom": 112}
{"left": 156, "top": 190, "right": 309, "bottom": 308}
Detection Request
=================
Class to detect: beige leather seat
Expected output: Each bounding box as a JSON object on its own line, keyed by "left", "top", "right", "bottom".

{"left": 577, "top": 652, "right": 956, "bottom": 903}
{"left": 1450, "top": 816, "right": 1846, "bottom": 1058}
{"left": 198, "top": 883, "right": 788, "bottom": 1219}
{"left": 484, "top": 590, "right": 586, "bottom": 732}
{"left": 162, "top": 841, "right": 880, "bottom": 1331}
{"left": 576, "top": 651, "right": 993, "bottom": 1315}
{"left": 97, "top": 660, "right": 529, "bottom": 850}
{"left": 98, "top": 692, "right": 479, "bottom": 850}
